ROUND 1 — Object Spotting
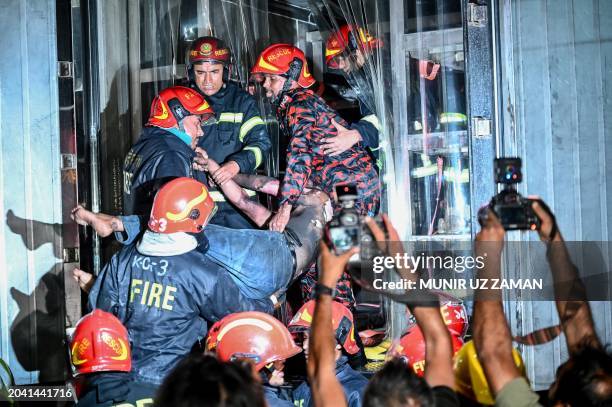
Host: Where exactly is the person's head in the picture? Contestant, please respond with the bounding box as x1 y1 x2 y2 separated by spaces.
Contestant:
454 340 526 405
251 44 315 103
288 299 359 361
548 343 612 407
148 177 216 234
325 24 382 74
187 36 231 96
363 358 433 407
147 86 214 146
154 353 266 407
206 311 301 385
69 309 131 376
390 326 463 378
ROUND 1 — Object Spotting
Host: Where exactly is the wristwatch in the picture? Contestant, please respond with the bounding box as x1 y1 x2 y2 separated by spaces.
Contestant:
314 283 335 298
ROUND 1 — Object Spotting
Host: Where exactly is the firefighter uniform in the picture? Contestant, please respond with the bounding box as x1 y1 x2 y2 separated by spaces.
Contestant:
88 233 274 387
122 126 206 217
76 373 156 407
197 81 271 229
292 356 368 407
277 87 380 216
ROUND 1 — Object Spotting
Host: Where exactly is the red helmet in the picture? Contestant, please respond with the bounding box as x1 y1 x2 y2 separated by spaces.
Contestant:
205 320 222 352
251 44 316 88
440 301 468 338
147 86 214 129
148 177 216 234
207 311 302 371
70 309 131 376
325 25 383 69
288 300 360 355
188 36 231 66
390 326 463 377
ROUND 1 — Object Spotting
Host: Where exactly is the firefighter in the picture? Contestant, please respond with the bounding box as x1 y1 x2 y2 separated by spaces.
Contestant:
69 309 155 406
251 43 380 311
251 43 380 231
323 24 384 158
122 86 214 217
187 36 271 228
206 311 301 407
288 300 369 407
87 178 275 391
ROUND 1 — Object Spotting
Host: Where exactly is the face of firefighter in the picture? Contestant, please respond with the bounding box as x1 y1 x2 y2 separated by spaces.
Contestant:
262 74 289 100
333 50 366 74
193 61 224 96
267 360 286 387
301 332 341 362
180 115 204 148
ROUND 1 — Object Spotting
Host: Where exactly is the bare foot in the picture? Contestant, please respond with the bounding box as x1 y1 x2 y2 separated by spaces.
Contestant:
72 268 95 293
71 206 119 237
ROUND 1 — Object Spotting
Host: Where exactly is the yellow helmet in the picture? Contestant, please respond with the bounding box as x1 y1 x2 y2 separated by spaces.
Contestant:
454 340 527 405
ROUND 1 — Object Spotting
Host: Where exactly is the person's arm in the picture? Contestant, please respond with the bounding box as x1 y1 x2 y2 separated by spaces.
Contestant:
365 216 454 389
307 242 357 407
472 210 523 395
195 147 271 227
531 201 601 352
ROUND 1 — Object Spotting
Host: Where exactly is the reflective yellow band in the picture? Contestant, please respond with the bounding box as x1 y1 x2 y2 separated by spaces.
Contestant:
243 146 263 169
411 165 470 183
239 116 265 142
440 112 468 124
218 112 244 123
209 188 257 202
361 114 382 131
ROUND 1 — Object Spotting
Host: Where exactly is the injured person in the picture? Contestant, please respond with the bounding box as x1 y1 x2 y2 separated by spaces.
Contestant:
72 151 331 302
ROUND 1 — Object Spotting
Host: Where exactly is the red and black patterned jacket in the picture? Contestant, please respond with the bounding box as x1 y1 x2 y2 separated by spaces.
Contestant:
276 88 380 216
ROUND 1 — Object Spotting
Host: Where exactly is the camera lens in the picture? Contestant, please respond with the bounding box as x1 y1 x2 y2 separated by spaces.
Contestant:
341 213 358 225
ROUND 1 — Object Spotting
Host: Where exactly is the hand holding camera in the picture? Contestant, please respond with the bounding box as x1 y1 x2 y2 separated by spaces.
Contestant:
480 157 540 231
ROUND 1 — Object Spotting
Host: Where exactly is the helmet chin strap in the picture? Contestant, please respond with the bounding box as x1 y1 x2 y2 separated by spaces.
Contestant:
272 58 303 105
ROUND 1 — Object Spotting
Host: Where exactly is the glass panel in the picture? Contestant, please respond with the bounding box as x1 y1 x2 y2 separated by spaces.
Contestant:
404 0 470 237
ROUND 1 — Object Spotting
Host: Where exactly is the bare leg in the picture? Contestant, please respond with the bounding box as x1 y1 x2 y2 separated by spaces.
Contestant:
286 190 331 280
206 159 272 227
71 205 124 237
233 174 280 196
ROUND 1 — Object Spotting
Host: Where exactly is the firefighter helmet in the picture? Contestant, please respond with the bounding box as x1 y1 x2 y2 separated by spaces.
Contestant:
440 301 469 338
454 340 527 405
187 36 232 83
251 44 316 89
207 311 302 371
390 326 463 377
147 86 214 129
325 24 383 69
148 177 216 234
288 300 360 355
70 309 131 376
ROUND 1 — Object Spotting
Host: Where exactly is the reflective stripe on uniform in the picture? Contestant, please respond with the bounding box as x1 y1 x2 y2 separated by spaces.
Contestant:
440 112 467 124
361 114 382 131
218 112 244 123
209 188 257 202
243 146 263 168
239 116 265 142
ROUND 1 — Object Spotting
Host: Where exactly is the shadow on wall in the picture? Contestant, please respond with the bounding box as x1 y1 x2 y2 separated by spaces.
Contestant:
5 210 68 383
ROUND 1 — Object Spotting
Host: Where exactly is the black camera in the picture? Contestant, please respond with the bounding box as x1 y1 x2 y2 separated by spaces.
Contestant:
325 185 381 260
482 157 540 230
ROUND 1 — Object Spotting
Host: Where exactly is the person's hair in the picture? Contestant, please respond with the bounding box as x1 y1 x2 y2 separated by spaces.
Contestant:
363 358 433 407
154 353 265 407
550 343 612 407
